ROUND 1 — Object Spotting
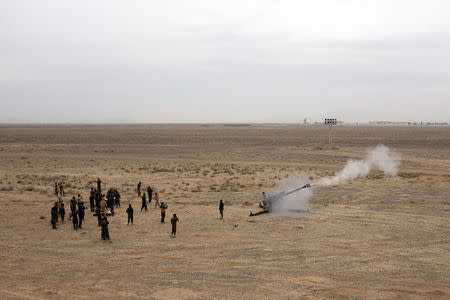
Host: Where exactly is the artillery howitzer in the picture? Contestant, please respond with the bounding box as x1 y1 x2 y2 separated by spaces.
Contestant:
249 183 312 216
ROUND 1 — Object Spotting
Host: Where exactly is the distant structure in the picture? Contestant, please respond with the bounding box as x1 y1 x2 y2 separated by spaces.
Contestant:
324 118 337 144
304 118 307 125
325 118 337 125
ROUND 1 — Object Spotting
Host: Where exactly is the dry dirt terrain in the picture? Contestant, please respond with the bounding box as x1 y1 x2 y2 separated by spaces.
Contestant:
0 124 449 300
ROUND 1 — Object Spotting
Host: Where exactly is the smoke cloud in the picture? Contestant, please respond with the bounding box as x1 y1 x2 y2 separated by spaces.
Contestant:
267 144 400 215
270 174 312 216
317 144 401 186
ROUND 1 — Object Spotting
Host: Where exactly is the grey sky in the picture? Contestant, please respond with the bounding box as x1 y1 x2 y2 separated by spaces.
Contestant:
1 0 450 123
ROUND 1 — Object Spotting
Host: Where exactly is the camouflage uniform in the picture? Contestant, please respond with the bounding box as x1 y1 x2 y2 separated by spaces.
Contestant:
170 214 179 237
100 216 110 240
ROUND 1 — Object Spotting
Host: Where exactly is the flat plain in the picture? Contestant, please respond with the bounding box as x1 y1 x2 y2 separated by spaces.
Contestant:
0 124 449 299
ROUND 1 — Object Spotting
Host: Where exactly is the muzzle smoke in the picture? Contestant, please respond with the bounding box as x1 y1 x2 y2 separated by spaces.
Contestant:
268 144 401 216
270 174 312 216
317 144 401 186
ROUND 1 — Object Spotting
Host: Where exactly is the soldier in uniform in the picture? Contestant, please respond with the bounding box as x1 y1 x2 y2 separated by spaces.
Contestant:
51 202 58 229
70 196 77 214
59 203 65 223
95 190 101 208
56 197 63 221
100 214 110 240
99 197 107 214
137 182 141 196
219 199 224 219
126 204 134 224
160 202 168 223
106 194 114 215
95 207 102 226
97 178 102 192
78 201 86 229
154 192 159 208
59 182 64 196
70 209 79 230
147 186 153 204
141 193 147 211
170 213 179 237
114 193 121 207
89 190 95 212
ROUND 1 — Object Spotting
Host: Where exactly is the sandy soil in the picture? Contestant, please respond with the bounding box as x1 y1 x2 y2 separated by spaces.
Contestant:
0 124 449 299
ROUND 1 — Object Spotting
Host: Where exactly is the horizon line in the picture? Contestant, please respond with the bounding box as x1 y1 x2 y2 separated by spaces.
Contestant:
0 121 448 126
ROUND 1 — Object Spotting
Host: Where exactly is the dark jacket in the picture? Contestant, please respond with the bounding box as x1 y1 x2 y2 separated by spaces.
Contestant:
78 203 85 217
126 206 134 216
70 199 77 213
51 206 58 220
71 212 78 223
171 216 179 226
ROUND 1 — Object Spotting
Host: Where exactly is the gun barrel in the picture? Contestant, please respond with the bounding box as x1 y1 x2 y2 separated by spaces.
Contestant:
252 183 312 216
284 183 312 196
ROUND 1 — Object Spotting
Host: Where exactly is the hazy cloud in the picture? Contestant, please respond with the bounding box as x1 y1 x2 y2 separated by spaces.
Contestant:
1 0 450 123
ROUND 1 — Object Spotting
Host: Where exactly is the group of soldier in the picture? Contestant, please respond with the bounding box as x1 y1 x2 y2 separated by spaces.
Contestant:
138 182 160 211
50 178 229 241
137 182 173 229
50 193 86 230
50 178 110 241
54 181 65 197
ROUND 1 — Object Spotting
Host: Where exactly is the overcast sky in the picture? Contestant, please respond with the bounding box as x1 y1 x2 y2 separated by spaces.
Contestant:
1 0 450 123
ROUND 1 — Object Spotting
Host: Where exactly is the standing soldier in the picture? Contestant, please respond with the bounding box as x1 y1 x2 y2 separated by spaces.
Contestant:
51 203 58 229
70 209 79 230
170 213 179 237
219 199 224 219
59 203 66 223
57 197 63 220
54 182 58 196
114 193 121 208
70 196 77 214
141 193 147 212
160 202 168 223
137 182 141 196
95 190 101 209
78 201 86 229
95 207 102 226
126 204 134 224
154 192 159 208
59 182 64 196
106 194 115 215
99 197 107 214
89 191 95 212
147 186 153 204
97 178 102 192
100 214 110 240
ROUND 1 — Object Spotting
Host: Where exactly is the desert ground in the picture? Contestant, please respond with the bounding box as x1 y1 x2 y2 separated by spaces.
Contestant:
0 124 449 300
